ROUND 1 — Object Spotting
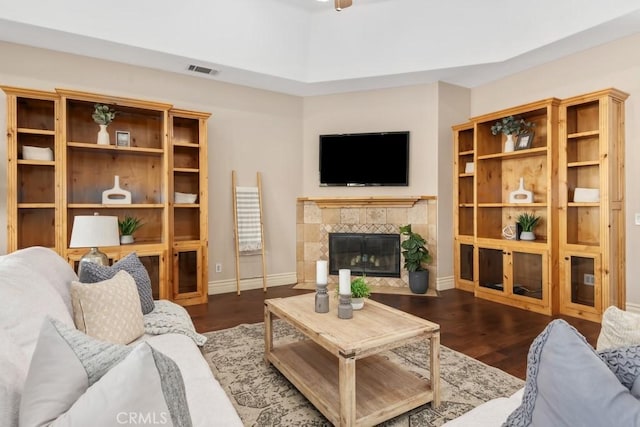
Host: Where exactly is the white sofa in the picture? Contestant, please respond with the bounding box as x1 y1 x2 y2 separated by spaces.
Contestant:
0 246 243 427
443 389 524 426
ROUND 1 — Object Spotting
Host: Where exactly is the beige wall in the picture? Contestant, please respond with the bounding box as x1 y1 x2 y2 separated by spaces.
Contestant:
4 30 639 303
0 41 303 287
302 84 440 197
470 32 640 307
301 83 467 286
436 83 471 286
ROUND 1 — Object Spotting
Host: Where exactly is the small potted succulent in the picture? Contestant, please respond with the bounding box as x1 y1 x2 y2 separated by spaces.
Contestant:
92 104 116 145
490 115 534 153
350 276 371 310
400 224 432 294
118 215 143 244
516 212 541 241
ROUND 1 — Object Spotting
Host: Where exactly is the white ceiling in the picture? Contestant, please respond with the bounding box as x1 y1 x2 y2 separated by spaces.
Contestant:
1 0 640 96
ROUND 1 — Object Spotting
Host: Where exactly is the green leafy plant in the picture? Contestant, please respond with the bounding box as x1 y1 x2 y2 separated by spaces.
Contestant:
92 103 116 125
350 276 371 298
118 216 143 236
516 212 541 232
400 224 432 272
490 115 535 136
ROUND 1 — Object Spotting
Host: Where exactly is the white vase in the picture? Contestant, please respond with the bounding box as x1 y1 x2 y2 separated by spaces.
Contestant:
120 235 134 244
97 124 110 145
351 297 364 310
504 134 515 153
520 231 535 241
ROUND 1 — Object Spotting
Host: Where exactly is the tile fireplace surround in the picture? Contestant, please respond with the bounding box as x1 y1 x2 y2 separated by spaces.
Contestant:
296 196 437 290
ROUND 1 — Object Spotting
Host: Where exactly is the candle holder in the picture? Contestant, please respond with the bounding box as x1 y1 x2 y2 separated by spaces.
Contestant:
338 293 353 319
315 282 329 313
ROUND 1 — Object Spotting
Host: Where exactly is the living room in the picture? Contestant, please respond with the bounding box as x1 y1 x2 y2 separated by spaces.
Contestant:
2 1 640 426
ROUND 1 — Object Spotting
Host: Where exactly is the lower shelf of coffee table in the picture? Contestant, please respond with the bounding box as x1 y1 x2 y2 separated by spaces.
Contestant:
268 339 433 426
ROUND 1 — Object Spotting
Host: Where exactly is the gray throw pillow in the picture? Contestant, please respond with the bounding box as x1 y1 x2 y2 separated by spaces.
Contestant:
598 345 640 396
79 252 155 314
503 319 640 427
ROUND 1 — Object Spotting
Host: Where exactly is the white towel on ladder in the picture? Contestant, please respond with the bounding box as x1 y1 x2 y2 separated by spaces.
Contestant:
236 186 262 252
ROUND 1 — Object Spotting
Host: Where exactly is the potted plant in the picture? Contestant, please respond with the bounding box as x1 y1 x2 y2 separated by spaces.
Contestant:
490 115 534 153
118 215 143 244
350 276 371 310
92 104 116 145
516 212 541 241
400 224 432 294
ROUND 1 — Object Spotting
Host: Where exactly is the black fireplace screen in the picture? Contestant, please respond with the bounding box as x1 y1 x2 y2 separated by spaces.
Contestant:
329 233 400 278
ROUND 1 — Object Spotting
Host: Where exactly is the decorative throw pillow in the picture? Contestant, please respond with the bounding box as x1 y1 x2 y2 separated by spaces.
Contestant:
71 270 145 344
503 319 640 427
79 252 155 314
598 345 640 397
597 306 640 350
20 317 192 427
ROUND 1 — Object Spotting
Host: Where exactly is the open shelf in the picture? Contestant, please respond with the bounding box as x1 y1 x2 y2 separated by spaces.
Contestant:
269 339 433 427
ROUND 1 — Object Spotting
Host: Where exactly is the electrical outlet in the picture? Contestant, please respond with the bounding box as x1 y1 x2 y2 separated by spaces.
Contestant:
584 274 595 286
215 263 222 273
635 213 640 225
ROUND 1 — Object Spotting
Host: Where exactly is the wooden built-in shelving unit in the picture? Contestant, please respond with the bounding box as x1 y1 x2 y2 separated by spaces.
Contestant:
452 88 627 320
2 86 211 306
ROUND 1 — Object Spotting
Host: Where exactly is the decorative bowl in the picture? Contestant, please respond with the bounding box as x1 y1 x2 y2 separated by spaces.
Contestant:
23 145 53 161
175 192 197 204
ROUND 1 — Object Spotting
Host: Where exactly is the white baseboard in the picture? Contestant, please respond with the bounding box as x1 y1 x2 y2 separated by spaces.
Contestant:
208 272 297 295
625 302 640 314
436 275 454 291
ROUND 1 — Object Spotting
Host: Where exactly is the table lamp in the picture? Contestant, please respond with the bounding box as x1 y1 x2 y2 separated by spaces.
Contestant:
69 213 120 277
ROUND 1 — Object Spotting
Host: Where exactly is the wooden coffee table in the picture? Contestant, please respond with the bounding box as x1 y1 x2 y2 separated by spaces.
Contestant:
264 293 440 427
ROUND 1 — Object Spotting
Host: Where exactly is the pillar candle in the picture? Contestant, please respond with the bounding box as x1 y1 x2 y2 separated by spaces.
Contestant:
316 260 328 284
338 269 351 295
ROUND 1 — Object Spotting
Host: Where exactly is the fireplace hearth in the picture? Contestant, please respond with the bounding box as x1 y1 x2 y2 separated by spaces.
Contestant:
329 233 400 278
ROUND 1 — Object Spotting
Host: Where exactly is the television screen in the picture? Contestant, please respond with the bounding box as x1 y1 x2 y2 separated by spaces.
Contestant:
319 131 409 186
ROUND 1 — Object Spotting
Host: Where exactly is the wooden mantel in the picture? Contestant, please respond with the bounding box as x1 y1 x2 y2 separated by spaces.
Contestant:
297 196 436 208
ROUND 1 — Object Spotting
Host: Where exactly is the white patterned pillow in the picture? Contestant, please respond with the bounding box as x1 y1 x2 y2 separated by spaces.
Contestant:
71 270 144 344
597 306 640 351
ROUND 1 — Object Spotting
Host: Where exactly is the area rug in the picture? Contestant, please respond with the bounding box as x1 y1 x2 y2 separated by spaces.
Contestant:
202 321 523 426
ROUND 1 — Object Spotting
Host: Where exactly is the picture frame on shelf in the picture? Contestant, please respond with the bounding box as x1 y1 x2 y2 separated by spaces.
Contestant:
464 162 474 174
515 132 534 150
115 131 131 147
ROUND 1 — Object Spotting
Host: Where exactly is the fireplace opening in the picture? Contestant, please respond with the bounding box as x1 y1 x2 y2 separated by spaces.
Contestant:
329 233 400 278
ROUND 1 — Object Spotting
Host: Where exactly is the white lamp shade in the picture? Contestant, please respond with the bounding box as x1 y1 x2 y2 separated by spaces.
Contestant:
69 215 120 248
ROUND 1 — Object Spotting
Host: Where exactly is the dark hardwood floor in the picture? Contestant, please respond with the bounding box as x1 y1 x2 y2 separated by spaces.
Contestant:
186 286 601 380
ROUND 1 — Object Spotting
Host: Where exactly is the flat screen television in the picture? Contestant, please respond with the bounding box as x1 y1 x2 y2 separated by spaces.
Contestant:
319 131 409 186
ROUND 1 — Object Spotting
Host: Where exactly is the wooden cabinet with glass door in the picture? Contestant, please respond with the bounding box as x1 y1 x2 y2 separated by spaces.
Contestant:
169 109 210 305
2 87 60 252
558 88 627 322
477 242 550 314
453 123 475 292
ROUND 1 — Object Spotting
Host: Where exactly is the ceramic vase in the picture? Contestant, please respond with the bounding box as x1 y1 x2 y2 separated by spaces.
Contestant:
97 124 110 145
504 134 515 153
120 235 134 244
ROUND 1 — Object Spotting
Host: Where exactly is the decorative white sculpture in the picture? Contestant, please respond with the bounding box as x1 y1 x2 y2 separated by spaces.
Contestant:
102 175 132 204
509 177 533 204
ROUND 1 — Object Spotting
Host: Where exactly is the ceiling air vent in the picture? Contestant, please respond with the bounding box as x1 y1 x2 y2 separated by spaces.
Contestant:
187 64 219 76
